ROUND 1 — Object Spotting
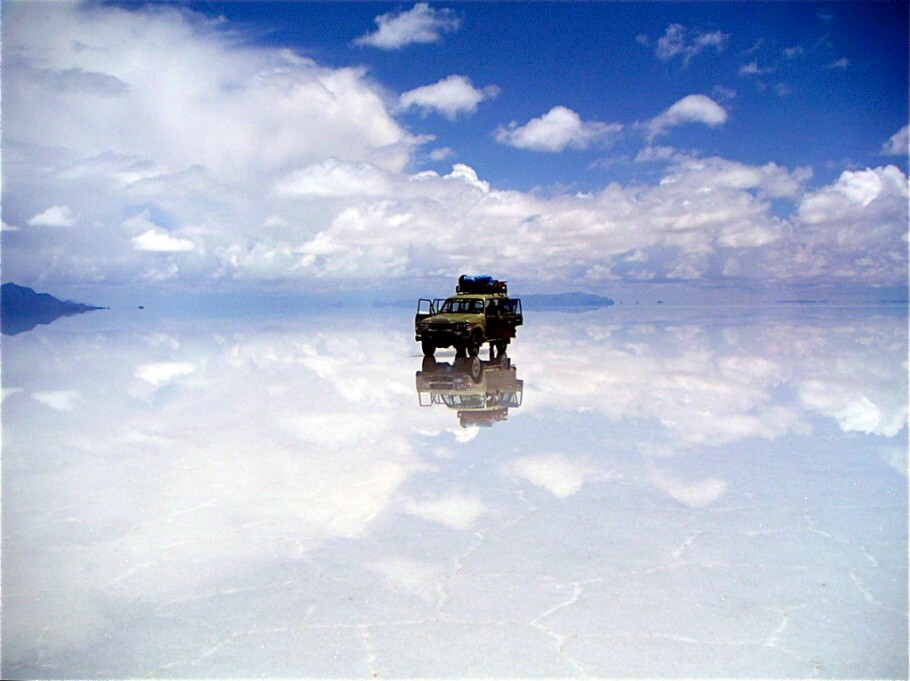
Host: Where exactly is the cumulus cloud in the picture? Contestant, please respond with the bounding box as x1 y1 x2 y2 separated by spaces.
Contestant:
798 166 908 224
135 362 198 386
355 3 460 50
649 468 728 508
2 2 906 293
2 2 418 285
27 205 77 228
647 95 727 140
275 159 396 198
881 125 909 156
495 106 622 152
404 491 486 529
283 155 814 282
799 382 907 437
126 210 196 252
752 165 910 284
504 454 603 498
400 75 500 120
369 558 444 602
33 390 81 411
4 3 415 184
132 229 195 253
429 147 456 161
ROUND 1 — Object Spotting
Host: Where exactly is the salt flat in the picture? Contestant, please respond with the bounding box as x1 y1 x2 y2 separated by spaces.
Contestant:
2 304 906 678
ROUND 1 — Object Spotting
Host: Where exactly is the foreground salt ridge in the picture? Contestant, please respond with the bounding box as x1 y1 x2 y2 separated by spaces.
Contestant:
1 307 906 678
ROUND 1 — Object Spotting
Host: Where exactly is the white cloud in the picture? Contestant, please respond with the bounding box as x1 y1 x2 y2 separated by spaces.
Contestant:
826 57 850 70
5 2 415 184
27 205 76 228
753 165 910 285
355 3 460 50
135 362 197 386
33 390 81 411
2 387 25 402
652 24 729 65
281 156 818 283
2 2 417 284
799 166 908 221
504 454 602 498
881 125 909 156
495 106 622 152
125 210 196 252
635 145 679 163
132 229 195 253
739 61 774 76
799 382 907 437
648 94 727 140
369 558 444 602
429 147 456 161
275 159 395 198
2 2 906 293
404 491 486 529
400 75 500 120
649 468 728 508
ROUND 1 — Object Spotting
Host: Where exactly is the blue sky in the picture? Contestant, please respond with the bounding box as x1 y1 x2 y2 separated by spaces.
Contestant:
2 1 908 300
219 1 907 189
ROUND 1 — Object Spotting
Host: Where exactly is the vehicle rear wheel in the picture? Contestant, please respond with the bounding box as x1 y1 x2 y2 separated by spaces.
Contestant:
421 340 436 357
466 331 482 357
493 339 509 357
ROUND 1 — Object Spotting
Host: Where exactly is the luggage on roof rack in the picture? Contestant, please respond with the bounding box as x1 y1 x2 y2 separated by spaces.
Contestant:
457 274 507 294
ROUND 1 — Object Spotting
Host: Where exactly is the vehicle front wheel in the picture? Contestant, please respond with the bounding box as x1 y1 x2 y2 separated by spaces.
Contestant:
468 356 482 382
421 340 436 357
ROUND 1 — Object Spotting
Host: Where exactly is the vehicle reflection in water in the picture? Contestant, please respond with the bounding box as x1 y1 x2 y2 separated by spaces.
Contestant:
416 354 523 428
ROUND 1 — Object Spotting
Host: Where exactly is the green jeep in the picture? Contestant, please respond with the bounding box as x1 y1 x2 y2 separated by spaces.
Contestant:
415 275 523 357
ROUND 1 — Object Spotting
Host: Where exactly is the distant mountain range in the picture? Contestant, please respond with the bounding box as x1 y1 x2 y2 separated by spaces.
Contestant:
1 283 106 335
521 292 615 308
374 291 615 310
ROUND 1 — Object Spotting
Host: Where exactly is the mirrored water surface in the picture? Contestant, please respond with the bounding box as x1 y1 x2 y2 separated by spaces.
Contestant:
2 304 907 678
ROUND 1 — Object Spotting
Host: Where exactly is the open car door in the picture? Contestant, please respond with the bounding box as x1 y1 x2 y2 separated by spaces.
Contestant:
501 298 523 328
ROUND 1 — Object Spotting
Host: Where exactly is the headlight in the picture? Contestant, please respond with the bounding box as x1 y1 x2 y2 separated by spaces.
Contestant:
456 322 470 332
417 323 428 332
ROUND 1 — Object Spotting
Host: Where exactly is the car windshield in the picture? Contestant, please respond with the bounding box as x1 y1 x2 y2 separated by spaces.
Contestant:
440 298 483 314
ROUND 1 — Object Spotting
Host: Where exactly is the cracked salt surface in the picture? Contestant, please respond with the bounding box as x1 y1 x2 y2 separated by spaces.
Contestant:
2 305 907 678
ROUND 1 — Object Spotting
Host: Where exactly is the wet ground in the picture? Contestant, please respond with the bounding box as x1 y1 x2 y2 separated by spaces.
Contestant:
2 304 907 678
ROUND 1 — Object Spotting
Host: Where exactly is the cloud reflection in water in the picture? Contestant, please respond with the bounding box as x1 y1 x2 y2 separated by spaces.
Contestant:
2 306 906 678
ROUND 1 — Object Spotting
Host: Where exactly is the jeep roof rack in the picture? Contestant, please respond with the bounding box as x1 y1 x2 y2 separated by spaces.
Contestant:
456 274 508 295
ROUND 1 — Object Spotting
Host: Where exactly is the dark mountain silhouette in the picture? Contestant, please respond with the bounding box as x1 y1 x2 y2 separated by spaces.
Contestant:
375 291 616 310
1 283 106 335
521 292 615 309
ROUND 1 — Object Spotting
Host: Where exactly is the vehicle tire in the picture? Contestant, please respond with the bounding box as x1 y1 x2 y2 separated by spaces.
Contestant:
468 356 482 383
467 331 482 357
421 340 436 357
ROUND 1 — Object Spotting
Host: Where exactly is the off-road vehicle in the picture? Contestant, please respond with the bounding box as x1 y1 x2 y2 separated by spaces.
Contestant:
415 275 522 357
